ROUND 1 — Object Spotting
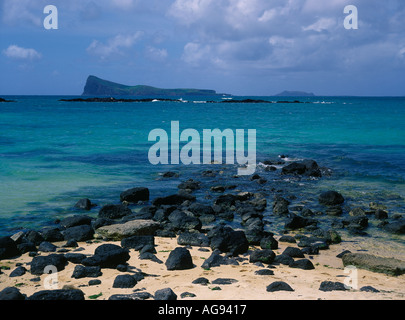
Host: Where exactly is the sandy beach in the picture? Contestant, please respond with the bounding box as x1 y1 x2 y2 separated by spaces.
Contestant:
1 234 404 301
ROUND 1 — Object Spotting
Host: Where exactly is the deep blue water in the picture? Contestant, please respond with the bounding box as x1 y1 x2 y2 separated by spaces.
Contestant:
0 95 404 243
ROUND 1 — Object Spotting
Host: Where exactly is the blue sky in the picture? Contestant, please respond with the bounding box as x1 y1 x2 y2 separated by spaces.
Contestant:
1 0 405 96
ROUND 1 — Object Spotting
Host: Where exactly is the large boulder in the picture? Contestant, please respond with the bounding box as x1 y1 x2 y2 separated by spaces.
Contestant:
99 204 132 219
120 187 150 203
249 249 275 264
177 232 210 247
168 210 202 232
82 244 130 269
0 236 20 260
342 253 405 276
30 254 68 275
96 219 159 241
0 287 26 300
165 247 194 271
121 235 155 250
208 225 249 256
63 224 94 242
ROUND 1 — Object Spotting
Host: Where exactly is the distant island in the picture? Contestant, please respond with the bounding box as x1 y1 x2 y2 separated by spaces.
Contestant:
275 91 315 97
82 76 227 97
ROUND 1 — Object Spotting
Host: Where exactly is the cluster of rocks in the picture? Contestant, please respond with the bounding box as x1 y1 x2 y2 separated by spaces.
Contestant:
0 157 404 300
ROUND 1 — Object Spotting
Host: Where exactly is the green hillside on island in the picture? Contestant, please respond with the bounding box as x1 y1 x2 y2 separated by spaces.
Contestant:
82 76 223 97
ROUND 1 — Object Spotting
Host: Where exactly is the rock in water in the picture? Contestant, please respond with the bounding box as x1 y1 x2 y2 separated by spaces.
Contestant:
318 191 345 206
99 204 132 219
74 198 93 211
282 160 321 177
63 225 94 242
120 187 150 203
165 247 194 270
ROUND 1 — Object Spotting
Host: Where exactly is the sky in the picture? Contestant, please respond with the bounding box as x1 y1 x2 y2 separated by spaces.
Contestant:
1 0 405 96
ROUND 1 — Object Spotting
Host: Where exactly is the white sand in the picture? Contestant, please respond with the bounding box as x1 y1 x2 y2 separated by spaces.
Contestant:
1 235 404 300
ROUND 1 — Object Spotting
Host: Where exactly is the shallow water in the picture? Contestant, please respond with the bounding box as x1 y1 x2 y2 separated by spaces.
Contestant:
0 96 404 248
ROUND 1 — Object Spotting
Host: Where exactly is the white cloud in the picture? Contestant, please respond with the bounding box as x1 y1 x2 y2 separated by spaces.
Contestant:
303 18 337 32
1 0 43 26
3 45 42 60
145 46 168 62
182 42 212 66
111 0 136 9
87 32 143 59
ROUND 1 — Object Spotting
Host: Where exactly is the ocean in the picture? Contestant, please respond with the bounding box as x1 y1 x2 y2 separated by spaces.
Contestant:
0 95 404 255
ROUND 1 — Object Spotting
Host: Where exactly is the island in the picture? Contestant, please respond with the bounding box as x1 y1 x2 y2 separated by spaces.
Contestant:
82 75 226 97
274 91 315 97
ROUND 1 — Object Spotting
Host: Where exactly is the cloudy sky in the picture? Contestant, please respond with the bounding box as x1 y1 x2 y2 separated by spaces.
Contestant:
1 0 405 96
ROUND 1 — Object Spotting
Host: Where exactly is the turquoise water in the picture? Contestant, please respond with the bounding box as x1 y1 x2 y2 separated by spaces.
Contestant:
0 96 404 238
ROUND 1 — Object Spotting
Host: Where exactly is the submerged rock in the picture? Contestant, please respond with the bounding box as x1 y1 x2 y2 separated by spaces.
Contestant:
74 198 94 211
272 196 290 215
318 191 345 206
383 219 405 234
